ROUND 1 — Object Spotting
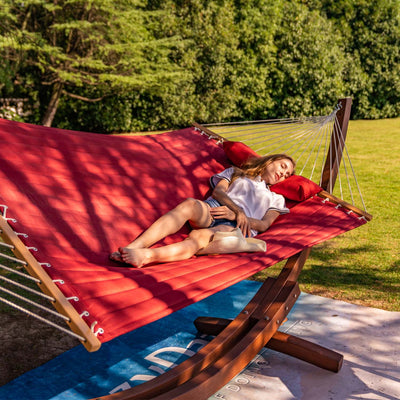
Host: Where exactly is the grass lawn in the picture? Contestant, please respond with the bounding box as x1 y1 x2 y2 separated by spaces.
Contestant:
252 118 400 311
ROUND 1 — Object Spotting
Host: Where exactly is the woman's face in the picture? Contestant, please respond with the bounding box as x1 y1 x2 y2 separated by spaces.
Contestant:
261 158 294 185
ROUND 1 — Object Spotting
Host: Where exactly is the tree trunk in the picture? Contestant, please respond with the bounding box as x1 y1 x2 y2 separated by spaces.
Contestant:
42 82 63 127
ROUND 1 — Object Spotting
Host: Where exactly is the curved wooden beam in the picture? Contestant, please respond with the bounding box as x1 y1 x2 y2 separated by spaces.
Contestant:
92 249 311 400
195 317 343 373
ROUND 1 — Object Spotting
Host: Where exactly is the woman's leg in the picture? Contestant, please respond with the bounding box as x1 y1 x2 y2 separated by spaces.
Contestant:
129 198 212 248
119 227 216 267
110 198 213 262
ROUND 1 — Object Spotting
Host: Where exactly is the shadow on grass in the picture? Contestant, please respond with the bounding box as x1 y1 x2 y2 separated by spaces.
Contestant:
300 242 400 297
387 258 400 271
310 240 374 258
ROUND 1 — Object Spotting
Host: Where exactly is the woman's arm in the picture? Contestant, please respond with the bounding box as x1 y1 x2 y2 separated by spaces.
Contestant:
247 209 280 234
211 179 281 236
211 179 252 237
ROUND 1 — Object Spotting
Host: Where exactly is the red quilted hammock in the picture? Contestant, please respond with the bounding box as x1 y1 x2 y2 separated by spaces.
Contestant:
0 119 366 343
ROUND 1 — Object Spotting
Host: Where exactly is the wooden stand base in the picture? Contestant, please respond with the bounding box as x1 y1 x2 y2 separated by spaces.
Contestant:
93 249 342 400
194 316 343 373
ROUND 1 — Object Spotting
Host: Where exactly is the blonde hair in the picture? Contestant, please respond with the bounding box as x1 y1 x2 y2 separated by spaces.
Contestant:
231 154 296 183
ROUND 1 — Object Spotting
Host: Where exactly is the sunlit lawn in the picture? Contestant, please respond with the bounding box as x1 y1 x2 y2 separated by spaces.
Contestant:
253 118 400 311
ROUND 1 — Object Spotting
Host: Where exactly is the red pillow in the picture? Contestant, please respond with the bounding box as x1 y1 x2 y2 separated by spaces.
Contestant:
223 141 259 166
222 140 321 202
270 175 322 202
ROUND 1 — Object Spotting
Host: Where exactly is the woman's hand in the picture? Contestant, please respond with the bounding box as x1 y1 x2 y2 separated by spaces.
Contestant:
235 209 252 238
211 179 251 236
209 206 236 220
210 206 252 237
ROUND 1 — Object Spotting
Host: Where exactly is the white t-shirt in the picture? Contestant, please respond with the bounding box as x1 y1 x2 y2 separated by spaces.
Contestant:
209 167 289 236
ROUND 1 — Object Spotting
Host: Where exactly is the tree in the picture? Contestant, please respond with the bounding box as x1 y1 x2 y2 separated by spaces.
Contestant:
123 0 285 128
303 0 400 118
347 0 400 118
232 0 284 119
270 1 348 117
0 0 183 126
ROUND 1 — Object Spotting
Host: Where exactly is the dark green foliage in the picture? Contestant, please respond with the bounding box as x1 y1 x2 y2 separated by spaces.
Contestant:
0 0 183 127
0 0 399 132
270 1 348 117
304 0 400 119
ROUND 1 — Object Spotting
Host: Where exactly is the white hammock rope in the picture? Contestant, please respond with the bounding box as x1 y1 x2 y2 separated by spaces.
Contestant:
1 186 104 351
0 247 89 340
0 273 54 302
0 219 90 342
203 104 368 214
0 296 85 341
0 284 69 321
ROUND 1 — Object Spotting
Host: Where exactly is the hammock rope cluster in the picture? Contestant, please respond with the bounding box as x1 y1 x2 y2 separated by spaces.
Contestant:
201 101 368 214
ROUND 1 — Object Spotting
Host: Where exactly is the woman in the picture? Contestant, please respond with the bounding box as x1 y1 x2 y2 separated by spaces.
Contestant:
111 154 295 267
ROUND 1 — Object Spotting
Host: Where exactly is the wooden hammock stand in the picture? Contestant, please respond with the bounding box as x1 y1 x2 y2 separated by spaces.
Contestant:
0 98 372 399
88 98 369 400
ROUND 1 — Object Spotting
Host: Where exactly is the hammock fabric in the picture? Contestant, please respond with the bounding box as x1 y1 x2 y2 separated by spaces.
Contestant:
0 118 365 344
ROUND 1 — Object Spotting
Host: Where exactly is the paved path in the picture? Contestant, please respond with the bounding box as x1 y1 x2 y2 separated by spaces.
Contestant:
213 293 400 400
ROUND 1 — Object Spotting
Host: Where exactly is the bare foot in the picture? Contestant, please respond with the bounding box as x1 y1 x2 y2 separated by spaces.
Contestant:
109 251 124 263
119 247 152 268
110 239 147 265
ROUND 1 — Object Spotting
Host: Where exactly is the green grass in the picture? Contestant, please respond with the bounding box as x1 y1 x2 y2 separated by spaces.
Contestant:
253 118 400 311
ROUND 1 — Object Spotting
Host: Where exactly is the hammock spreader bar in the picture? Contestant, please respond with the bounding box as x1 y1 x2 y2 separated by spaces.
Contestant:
0 215 102 351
